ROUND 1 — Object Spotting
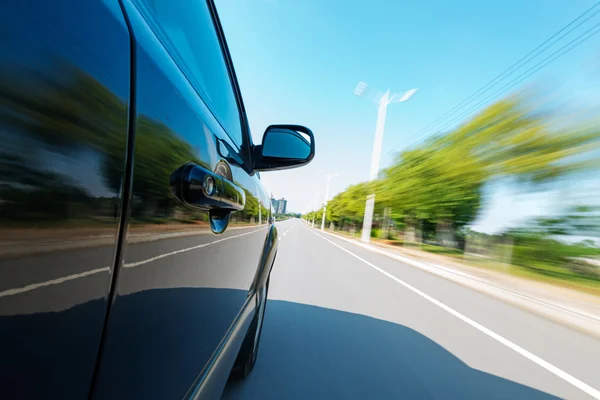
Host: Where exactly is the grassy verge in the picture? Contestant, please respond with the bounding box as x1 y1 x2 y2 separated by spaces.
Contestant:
461 256 600 297
331 229 600 297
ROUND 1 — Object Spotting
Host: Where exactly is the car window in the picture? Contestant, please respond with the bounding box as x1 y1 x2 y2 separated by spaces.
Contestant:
136 0 243 146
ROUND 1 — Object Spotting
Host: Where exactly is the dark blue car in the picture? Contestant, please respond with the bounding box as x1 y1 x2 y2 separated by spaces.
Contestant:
0 0 314 398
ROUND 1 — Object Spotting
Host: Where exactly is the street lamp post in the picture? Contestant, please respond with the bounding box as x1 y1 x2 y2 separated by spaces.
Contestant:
320 172 339 231
311 192 320 228
354 82 417 243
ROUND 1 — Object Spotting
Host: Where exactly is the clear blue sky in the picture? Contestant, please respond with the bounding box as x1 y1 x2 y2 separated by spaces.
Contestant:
216 0 600 231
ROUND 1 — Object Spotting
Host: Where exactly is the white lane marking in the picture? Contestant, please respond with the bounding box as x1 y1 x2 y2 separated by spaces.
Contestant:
124 227 265 268
277 221 296 241
283 223 296 236
306 227 600 399
318 229 600 325
0 266 110 298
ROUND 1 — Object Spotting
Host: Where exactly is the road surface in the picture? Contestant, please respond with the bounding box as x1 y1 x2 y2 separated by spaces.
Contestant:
3 218 600 399
224 219 600 399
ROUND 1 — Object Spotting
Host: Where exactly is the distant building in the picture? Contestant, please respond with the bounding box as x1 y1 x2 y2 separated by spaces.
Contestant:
277 198 287 214
270 197 287 215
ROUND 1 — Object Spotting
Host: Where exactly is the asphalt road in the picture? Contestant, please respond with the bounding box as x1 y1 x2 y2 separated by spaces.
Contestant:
3 218 600 398
224 219 600 400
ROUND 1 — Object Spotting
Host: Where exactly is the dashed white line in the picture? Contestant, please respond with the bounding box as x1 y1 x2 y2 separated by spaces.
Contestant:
278 222 296 241
283 223 295 236
0 266 110 298
306 227 600 400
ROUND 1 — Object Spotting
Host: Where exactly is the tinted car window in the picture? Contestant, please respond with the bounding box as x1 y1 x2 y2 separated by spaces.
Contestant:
137 0 243 145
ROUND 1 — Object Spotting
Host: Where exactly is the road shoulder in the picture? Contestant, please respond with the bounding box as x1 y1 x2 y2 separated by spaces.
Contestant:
310 224 600 339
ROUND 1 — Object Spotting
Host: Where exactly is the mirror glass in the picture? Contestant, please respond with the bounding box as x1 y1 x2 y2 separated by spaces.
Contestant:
262 128 312 160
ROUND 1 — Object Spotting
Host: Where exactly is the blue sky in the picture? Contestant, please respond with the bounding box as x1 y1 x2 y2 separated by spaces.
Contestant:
216 0 600 232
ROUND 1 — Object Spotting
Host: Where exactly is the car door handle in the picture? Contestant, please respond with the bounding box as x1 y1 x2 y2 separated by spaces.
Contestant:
170 163 245 212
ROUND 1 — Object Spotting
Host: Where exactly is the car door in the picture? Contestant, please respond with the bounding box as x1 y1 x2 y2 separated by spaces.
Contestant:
90 0 272 398
0 0 130 398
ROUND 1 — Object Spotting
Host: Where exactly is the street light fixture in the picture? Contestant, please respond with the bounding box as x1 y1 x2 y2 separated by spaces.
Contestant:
320 172 340 231
354 82 417 243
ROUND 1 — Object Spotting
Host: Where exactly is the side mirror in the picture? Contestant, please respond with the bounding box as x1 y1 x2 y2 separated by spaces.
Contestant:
253 125 315 171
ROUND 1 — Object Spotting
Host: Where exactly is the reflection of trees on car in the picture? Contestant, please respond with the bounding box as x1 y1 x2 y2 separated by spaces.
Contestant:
113 117 197 220
0 154 94 223
231 189 258 224
0 61 206 225
231 189 269 225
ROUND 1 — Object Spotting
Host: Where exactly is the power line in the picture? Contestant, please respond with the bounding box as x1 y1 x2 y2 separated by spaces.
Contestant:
413 3 600 138
418 22 600 139
390 1 600 155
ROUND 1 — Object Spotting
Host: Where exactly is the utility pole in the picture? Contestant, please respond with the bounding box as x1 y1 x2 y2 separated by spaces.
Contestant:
320 172 340 231
311 192 320 228
354 82 417 243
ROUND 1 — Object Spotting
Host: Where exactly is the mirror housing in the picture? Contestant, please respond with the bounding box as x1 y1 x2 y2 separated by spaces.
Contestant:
253 125 315 171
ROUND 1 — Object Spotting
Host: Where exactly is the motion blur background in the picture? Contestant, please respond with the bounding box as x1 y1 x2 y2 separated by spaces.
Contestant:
2 0 600 398
216 0 600 295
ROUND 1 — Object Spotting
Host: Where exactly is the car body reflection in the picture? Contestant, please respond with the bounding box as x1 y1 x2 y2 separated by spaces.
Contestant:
1 0 274 398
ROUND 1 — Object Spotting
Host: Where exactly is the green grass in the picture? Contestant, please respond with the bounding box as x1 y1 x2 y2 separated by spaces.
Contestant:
405 242 464 256
333 228 600 297
461 255 600 296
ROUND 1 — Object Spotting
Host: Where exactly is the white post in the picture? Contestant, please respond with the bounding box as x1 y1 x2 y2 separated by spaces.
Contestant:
354 83 417 244
311 192 319 228
320 173 338 231
360 194 376 242
361 91 390 242
369 91 389 181
258 194 262 225
320 174 331 231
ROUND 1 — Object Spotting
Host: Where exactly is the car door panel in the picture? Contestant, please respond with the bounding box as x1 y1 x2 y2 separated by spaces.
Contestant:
0 0 130 398
91 1 271 398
